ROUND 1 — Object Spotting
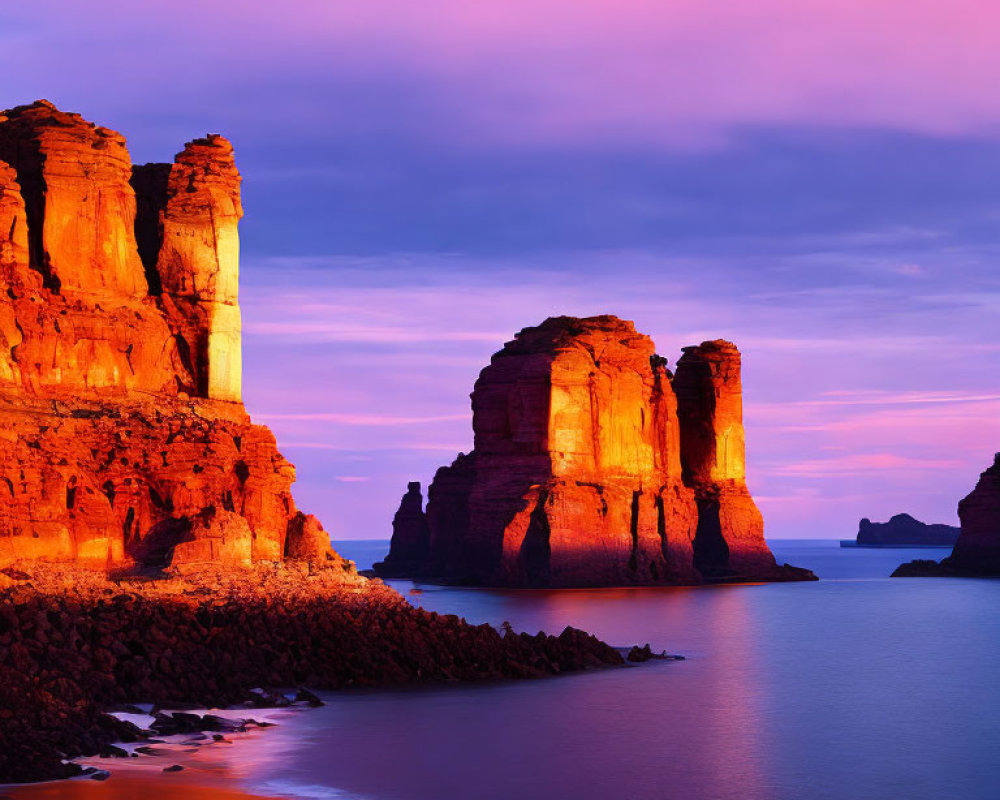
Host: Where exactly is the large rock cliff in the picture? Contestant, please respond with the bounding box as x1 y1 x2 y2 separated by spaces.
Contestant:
375 316 813 587
894 454 1000 576
0 100 338 568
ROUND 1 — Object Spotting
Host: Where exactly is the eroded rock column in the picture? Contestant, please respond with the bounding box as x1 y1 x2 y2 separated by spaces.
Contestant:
674 340 776 578
134 135 243 402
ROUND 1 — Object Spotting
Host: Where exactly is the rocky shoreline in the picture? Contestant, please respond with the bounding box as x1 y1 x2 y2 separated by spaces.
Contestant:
0 563 623 784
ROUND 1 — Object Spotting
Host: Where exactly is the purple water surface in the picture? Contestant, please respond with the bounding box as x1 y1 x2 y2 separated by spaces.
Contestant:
234 539 999 800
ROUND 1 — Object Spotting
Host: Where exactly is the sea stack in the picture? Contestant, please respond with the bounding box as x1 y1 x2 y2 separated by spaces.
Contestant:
375 315 814 587
673 340 778 578
894 454 1000 576
0 100 339 568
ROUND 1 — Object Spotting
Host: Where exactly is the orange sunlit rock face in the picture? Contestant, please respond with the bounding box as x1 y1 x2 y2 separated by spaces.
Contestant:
674 340 778 578
0 100 338 569
376 315 813 587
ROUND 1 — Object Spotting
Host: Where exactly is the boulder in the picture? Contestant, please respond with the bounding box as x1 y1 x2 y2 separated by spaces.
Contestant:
285 512 341 562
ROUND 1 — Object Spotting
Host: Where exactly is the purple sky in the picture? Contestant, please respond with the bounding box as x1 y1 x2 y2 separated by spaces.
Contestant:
4 1 1000 540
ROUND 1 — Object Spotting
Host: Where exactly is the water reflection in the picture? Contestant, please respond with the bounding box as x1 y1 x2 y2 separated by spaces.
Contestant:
7 542 1000 800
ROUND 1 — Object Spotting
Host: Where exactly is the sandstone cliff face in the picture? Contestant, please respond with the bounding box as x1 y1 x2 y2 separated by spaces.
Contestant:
895 454 1000 576
376 316 812 587
0 100 339 569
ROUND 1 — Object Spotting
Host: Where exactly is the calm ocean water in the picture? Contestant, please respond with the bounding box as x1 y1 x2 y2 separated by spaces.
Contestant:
11 540 1000 800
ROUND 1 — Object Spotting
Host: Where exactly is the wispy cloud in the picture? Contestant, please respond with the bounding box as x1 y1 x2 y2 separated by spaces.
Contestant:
245 321 507 344
259 413 469 426
767 453 965 478
10 1 1000 150
758 390 1000 409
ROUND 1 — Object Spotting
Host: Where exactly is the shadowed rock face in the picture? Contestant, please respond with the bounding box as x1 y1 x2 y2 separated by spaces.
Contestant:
376 315 814 587
377 482 431 575
0 100 338 569
895 454 1000 576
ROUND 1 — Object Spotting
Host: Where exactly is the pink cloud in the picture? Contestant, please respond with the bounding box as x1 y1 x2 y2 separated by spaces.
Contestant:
258 413 469 426
894 263 928 277
9 1 1000 149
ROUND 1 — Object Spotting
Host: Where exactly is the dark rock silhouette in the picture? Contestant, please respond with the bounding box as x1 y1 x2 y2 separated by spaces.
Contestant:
848 513 960 547
375 482 431 576
894 454 1000 576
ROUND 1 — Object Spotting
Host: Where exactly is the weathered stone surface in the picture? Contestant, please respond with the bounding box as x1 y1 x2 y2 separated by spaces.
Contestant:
894 454 1000 576
0 100 147 297
0 159 29 282
0 101 333 569
133 134 243 402
853 513 960 547
168 508 254 566
285 512 340 561
376 316 813 587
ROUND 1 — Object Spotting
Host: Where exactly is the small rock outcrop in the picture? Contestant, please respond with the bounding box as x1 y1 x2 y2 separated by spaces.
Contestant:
0 101 339 569
849 513 960 547
894 454 1000 576
375 316 814 587
376 482 431 576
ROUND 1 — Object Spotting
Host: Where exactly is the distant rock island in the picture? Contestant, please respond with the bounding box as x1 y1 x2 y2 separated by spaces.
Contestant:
374 315 815 587
894 454 1000 577
842 513 960 548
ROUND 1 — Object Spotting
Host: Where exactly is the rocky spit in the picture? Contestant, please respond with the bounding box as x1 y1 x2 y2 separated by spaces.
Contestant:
0 562 623 784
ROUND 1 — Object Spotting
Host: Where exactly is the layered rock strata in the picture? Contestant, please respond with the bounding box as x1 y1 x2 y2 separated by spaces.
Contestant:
894 454 1000 576
0 100 334 568
375 316 813 587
